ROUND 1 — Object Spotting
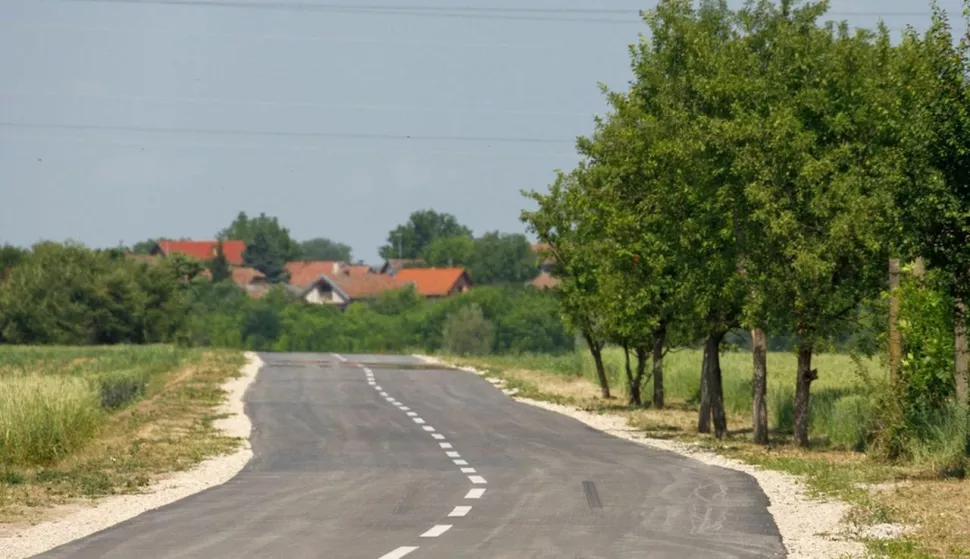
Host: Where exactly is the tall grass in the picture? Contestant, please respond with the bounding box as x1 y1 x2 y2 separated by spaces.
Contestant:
0 376 102 465
0 345 197 466
472 346 886 444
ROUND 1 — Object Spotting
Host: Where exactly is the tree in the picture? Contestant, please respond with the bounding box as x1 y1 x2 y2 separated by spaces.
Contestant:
523 168 614 399
0 244 27 280
442 304 495 356
423 235 475 268
130 239 161 254
208 242 232 283
298 237 353 262
893 3 970 411
379 209 472 260
467 232 539 285
219 212 302 261
243 231 290 284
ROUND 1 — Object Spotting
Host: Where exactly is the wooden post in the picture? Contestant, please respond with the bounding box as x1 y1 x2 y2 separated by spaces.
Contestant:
889 258 901 383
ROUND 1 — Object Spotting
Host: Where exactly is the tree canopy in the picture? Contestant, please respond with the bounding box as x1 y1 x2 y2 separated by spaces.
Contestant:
379 209 472 260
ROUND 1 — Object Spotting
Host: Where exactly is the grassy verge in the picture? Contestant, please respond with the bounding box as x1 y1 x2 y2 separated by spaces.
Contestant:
445 348 969 559
0 345 245 525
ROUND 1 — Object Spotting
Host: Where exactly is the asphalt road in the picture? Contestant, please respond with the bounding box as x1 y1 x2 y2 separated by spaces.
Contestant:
38 353 786 559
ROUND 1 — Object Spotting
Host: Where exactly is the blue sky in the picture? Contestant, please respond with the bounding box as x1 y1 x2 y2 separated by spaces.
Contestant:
0 0 964 264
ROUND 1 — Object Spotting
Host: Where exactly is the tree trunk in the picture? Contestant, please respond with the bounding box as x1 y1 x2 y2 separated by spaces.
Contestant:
698 331 727 438
634 346 649 407
698 339 711 434
889 258 901 383
709 333 727 440
752 328 769 445
793 343 818 448
652 326 665 409
584 332 611 399
622 343 641 406
955 299 969 408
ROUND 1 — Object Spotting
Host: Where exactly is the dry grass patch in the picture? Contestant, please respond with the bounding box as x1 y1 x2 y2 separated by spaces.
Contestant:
0 347 244 525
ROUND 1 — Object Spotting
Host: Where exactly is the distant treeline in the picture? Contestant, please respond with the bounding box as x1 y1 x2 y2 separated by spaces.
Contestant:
0 242 573 355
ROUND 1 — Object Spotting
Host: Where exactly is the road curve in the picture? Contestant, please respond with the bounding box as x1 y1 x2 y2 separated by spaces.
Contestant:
37 353 786 559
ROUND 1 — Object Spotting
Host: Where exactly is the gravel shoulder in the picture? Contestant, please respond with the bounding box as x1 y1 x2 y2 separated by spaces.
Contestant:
416 354 865 559
0 351 263 559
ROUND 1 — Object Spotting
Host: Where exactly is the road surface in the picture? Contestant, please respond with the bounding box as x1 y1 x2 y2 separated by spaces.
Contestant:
39 353 786 558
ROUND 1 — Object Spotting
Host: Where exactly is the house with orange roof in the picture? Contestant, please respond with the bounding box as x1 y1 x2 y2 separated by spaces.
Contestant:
299 268 409 308
393 267 472 298
151 240 247 266
529 242 561 289
286 261 373 289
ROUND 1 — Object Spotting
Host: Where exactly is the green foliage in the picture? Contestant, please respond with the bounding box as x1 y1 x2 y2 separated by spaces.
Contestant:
379 209 472 260
207 242 232 283
0 242 188 345
442 304 495 356
219 211 302 261
423 235 475 268
0 244 27 280
298 237 353 262
423 232 538 285
243 231 290 284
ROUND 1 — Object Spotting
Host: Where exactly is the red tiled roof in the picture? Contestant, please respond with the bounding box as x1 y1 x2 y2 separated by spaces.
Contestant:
286 261 341 288
321 273 409 300
156 240 246 266
232 267 265 286
393 267 469 297
530 270 561 290
288 261 376 290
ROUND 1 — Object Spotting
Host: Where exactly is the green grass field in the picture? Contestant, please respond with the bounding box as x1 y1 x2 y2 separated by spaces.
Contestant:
0 345 244 523
465 346 886 447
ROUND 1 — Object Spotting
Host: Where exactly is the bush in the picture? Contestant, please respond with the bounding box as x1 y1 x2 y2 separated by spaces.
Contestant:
0 375 102 466
442 304 495 356
826 395 872 451
95 370 150 409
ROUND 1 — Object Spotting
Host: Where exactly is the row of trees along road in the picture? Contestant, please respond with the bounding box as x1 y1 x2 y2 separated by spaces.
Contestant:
522 0 970 447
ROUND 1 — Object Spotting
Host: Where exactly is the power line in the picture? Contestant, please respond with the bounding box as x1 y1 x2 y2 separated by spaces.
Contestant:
0 91 595 117
0 121 577 143
48 0 955 19
49 0 642 23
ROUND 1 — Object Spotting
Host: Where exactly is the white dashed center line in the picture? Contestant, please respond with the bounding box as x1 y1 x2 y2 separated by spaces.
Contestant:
420 525 453 538
448 506 472 517
378 546 419 559
354 360 488 557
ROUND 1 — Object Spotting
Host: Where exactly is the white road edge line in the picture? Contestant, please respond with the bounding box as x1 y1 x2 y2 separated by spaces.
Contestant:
420 525 452 538
332 353 348 362
378 546 419 559
468 475 487 484
448 506 472 517
465 488 486 499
